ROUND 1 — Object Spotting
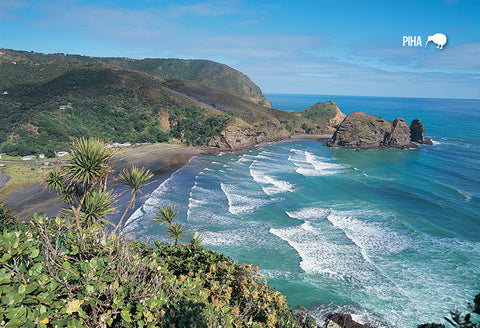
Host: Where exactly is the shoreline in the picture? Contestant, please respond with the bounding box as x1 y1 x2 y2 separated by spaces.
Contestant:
4 143 218 220
4 135 332 220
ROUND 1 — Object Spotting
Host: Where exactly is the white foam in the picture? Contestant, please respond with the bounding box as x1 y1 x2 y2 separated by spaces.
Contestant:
269 223 377 281
286 207 331 221
326 211 412 256
249 161 295 195
220 183 268 215
202 230 246 246
455 188 472 201
288 150 347 176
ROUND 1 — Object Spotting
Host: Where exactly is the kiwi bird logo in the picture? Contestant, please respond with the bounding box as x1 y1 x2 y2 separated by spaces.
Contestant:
425 33 447 49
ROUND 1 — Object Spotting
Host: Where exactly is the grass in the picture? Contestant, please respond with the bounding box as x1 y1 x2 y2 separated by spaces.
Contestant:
0 163 52 200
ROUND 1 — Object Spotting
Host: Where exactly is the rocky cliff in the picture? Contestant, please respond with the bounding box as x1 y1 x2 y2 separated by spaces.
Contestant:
207 118 290 150
325 112 429 149
208 101 346 151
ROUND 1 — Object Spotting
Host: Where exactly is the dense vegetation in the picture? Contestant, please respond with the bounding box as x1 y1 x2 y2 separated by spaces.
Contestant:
0 56 229 155
0 214 310 327
0 49 339 157
0 49 271 107
298 101 339 126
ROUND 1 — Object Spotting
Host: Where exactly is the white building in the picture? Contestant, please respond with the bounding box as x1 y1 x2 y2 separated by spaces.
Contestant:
56 151 69 157
21 155 35 161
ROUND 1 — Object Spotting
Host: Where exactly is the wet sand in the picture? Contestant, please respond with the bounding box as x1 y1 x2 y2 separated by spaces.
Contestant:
4 143 219 220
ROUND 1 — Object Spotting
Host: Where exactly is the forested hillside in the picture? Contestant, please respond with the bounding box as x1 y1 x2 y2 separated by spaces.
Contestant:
0 49 342 155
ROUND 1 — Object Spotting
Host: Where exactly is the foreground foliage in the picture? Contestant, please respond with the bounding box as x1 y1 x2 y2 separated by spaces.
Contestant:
0 215 306 327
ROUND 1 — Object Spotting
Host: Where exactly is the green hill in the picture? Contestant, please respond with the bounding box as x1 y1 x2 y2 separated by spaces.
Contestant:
0 49 342 155
0 49 271 107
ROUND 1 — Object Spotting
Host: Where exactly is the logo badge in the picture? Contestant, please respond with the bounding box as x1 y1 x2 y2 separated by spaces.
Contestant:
425 33 447 49
402 33 447 50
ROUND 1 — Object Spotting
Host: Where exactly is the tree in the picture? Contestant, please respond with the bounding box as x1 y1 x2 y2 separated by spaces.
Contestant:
190 230 204 247
114 166 153 233
167 222 185 246
46 137 114 229
153 205 186 245
153 205 178 227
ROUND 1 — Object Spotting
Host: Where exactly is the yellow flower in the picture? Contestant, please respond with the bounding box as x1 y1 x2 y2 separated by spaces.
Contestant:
66 299 84 314
209 263 216 273
267 313 277 328
179 274 187 282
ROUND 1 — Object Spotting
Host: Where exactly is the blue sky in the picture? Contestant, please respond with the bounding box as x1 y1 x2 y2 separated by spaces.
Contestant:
1 0 479 99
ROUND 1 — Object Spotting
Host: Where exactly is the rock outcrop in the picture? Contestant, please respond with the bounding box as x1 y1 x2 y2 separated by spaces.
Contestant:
207 119 290 150
324 313 369 328
410 119 433 145
384 118 412 148
325 112 430 149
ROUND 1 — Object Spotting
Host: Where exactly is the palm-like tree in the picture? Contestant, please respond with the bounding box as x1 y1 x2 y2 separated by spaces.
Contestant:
190 230 204 247
167 222 185 246
46 137 114 229
80 190 117 228
114 167 153 233
153 205 178 227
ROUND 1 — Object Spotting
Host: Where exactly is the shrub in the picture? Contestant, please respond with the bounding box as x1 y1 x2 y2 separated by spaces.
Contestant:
0 215 308 327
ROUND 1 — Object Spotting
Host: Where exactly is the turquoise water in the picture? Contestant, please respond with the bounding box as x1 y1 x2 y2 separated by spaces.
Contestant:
125 95 480 327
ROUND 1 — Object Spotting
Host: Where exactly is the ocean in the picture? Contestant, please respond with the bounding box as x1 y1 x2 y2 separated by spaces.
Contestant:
125 94 480 327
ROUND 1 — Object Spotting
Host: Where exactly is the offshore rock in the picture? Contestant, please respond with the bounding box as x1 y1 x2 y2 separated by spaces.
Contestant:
324 313 369 328
326 112 422 149
410 119 433 145
385 118 416 149
294 306 318 328
325 111 393 149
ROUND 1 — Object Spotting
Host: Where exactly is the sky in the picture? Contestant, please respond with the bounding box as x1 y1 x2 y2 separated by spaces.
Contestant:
1 0 479 99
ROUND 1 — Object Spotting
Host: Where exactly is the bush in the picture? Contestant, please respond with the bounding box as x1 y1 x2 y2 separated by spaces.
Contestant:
0 215 308 327
0 202 17 232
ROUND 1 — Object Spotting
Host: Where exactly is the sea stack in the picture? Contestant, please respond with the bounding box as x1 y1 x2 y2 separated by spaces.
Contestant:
410 119 433 145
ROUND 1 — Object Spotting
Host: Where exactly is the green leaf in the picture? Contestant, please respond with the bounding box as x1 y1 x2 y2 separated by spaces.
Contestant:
0 268 12 284
121 310 132 323
7 305 26 320
30 247 40 259
1 252 12 262
4 318 26 328
86 284 95 294
113 280 119 290
25 282 39 294
18 284 26 294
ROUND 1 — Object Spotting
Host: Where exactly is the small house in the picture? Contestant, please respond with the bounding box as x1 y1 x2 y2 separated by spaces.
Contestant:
39 154 46 159
21 155 35 161
56 151 69 157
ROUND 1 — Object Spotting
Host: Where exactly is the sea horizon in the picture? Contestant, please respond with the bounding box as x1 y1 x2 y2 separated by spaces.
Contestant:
264 92 480 102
